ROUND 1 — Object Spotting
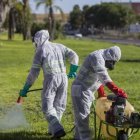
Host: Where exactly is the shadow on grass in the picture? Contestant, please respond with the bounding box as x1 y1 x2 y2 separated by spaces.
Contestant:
0 131 74 140
121 59 140 63
0 131 49 140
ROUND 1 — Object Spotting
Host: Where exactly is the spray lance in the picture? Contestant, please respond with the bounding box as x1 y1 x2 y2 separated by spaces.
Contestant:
16 88 77 134
16 88 43 104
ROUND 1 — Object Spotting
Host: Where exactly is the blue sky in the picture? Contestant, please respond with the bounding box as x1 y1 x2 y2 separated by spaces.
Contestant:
29 0 140 14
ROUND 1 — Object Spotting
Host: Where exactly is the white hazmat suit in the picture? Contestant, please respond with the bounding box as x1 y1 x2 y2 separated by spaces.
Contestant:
71 46 127 140
23 30 79 137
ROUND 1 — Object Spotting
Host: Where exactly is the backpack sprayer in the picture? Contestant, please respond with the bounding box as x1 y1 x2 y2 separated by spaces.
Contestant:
105 94 140 128
94 95 140 140
16 88 75 136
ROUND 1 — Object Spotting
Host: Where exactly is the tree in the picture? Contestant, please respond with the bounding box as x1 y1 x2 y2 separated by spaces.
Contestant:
0 0 18 40
69 5 82 30
85 3 135 29
7 0 17 40
135 15 140 23
80 5 90 35
8 6 16 40
36 0 63 40
8 0 32 40
14 2 23 33
0 0 10 29
22 0 32 40
82 5 90 28
0 0 32 40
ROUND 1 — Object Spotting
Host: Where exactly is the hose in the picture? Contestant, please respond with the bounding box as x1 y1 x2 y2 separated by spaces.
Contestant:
17 88 43 104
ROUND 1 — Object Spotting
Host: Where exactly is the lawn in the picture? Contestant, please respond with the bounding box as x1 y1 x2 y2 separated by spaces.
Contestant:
0 33 140 140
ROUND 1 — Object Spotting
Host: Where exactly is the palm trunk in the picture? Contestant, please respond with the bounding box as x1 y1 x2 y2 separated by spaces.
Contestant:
22 0 31 40
8 7 15 40
0 1 10 30
49 6 55 40
22 1 26 40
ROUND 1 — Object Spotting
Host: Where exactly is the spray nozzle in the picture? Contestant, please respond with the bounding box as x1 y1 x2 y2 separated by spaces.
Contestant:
16 96 24 104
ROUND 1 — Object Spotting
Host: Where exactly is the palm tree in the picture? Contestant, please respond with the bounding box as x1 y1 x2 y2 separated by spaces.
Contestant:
0 0 32 40
22 0 32 40
0 0 10 29
7 0 17 40
0 0 19 39
8 6 16 40
8 0 23 40
36 0 63 40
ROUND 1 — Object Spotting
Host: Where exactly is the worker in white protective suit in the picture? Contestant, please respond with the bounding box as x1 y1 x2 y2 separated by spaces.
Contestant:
18 30 79 138
71 46 128 140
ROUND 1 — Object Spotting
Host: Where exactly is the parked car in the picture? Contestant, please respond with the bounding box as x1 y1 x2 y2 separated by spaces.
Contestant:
75 33 83 38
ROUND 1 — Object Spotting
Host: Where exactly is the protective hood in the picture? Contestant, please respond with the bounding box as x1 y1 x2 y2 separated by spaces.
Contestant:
103 46 121 62
34 30 49 48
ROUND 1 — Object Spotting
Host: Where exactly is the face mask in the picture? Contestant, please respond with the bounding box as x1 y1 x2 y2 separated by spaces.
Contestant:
105 60 116 70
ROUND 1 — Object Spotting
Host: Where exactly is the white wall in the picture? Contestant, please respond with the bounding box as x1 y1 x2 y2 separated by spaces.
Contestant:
129 23 140 33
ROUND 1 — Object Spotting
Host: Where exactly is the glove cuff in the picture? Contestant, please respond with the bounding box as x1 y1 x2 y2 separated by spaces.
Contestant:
106 82 127 98
23 82 31 92
70 64 79 72
97 85 107 98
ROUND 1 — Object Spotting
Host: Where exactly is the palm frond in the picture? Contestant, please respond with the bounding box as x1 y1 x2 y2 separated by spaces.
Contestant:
36 1 45 9
35 0 51 9
53 5 64 18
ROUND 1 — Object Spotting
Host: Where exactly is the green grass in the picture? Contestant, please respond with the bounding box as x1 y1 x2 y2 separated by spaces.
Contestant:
0 34 140 140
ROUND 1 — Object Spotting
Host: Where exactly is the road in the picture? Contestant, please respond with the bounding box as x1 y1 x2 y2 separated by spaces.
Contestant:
66 35 140 46
93 38 140 46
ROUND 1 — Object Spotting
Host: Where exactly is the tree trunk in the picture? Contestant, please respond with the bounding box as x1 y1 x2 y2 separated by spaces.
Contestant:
8 7 15 40
22 0 31 40
0 1 3 28
0 1 10 30
49 6 55 41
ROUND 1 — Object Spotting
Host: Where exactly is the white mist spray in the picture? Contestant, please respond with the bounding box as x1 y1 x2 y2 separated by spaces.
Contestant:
0 104 29 130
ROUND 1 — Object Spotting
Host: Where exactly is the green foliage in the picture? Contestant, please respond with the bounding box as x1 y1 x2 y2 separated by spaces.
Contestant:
30 21 62 39
136 15 140 23
81 5 90 25
1 0 32 40
22 1 32 40
85 3 136 29
35 0 64 40
14 2 24 33
0 34 140 139
69 5 83 30
31 23 47 37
